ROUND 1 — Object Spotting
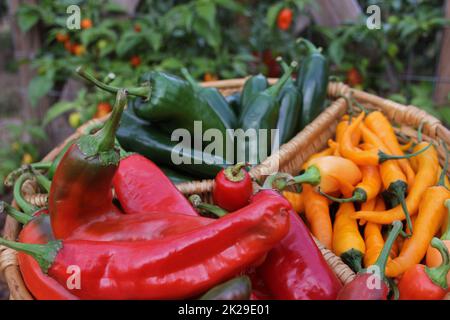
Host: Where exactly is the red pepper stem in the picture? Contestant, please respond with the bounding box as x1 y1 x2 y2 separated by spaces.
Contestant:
438 140 448 188
373 220 402 279
76 67 148 99
0 237 61 274
181 68 201 90
442 200 450 240
319 188 367 203
96 89 128 152
379 142 432 163
266 61 297 98
0 201 32 225
425 238 450 290
189 195 228 218
13 173 38 215
224 162 248 182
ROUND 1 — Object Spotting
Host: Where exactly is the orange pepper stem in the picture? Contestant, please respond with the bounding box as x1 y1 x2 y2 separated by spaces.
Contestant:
319 187 367 203
417 120 425 143
378 142 432 163
372 221 403 279
262 166 321 191
0 201 32 225
350 96 370 114
424 238 450 290
437 141 449 188
341 249 363 273
291 166 321 185
388 180 413 236
0 237 62 274
189 195 228 218
442 200 450 240
76 67 149 99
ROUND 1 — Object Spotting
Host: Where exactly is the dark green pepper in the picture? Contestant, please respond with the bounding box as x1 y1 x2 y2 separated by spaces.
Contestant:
199 276 251 300
76 67 233 142
224 91 241 116
238 63 296 164
295 39 329 130
239 73 269 115
160 166 195 185
274 59 302 146
181 68 238 129
116 103 226 178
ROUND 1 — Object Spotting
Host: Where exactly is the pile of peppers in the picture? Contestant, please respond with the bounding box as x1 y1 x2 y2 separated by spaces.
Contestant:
1 86 343 300
73 38 329 183
274 101 450 300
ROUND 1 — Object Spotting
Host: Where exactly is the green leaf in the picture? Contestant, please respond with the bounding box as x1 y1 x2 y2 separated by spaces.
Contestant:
42 101 76 126
81 28 117 48
17 6 40 32
104 2 127 13
116 31 143 57
196 1 216 28
159 57 185 71
26 125 47 140
266 3 284 29
438 107 450 125
28 75 53 107
214 0 247 13
144 31 163 52
328 40 344 65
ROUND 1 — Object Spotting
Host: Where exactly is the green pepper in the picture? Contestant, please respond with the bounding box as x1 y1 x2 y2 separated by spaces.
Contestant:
295 39 329 130
225 91 241 116
181 68 238 129
239 73 269 115
76 67 233 141
274 59 302 146
160 166 195 185
199 276 251 300
116 103 226 178
238 63 296 164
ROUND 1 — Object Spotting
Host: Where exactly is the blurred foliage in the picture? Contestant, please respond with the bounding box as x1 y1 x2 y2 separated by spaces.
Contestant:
1 0 449 196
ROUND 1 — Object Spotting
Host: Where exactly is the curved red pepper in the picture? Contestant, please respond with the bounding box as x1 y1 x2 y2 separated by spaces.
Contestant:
49 90 128 238
337 220 403 300
1 192 290 299
398 238 450 300
256 190 342 300
113 154 198 216
15 208 79 300
213 163 253 212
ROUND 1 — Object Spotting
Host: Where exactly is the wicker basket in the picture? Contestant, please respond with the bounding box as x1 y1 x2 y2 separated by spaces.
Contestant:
2 79 449 300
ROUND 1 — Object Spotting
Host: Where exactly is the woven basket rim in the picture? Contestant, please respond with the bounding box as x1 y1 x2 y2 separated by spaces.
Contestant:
3 79 449 300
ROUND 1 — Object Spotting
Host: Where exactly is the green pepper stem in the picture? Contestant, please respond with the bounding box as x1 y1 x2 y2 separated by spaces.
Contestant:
34 172 51 193
296 38 321 54
319 188 367 203
181 68 201 90
438 141 449 188
373 220 403 279
0 237 61 274
291 166 321 186
4 162 52 187
388 180 413 236
76 67 149 99
224 162 248 182
276 57 290 72
425 238 450 290
379 142 432 163
189 195 228 218
266 61 297 98
262 166 321 191
442 200 450 240
0 201 32 224
13 173 38 215
95 89 128 152
417 121 426 143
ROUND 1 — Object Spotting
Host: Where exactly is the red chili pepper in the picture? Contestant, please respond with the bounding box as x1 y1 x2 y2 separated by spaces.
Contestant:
94 101 112 119
398 237 450 300
0 192 290 299
134 23 141 32
113 153 199 216
130 55 141 68
337 220 403 300
213 162 253 211
256 190 342 299
49 90 128 239
346 67 363 87
277 8 293 30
